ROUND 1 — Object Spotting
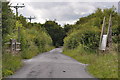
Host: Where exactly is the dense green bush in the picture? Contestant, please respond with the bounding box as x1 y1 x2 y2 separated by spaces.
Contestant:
21 42 39 59
43 21 66 47
2 53 22 77
63 7 118 78
64 7 119 52
64 26 100 50
20 26 53 59
34 31 53 52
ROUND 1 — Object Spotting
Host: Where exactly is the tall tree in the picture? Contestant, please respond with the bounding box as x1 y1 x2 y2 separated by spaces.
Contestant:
2 2 16 42
43 21 65 47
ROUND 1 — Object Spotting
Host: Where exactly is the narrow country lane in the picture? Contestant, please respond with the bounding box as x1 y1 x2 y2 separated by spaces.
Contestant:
8 48 94 78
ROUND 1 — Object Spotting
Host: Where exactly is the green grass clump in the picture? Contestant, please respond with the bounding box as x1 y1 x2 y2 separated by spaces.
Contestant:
88 52 118 78
2 53 22 77
63 46 118 78
63 46 96 64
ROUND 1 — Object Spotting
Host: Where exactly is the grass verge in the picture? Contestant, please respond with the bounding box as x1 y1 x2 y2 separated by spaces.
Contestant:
2 53 22 77
2 46 54 77
63 46 118 78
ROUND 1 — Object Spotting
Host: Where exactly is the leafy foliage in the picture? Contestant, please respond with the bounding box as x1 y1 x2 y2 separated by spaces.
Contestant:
64 7 119 51
2 2 16 43
20 26 53 59
64 26 100 50
43 21 66 47
2 2 54 77
2 53 22 77
63 7 119 78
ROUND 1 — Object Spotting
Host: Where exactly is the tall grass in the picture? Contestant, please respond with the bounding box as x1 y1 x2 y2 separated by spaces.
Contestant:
88 52 118 78
63 46 96 64
63 46 118 78
21 43 39 59
2 53 22 77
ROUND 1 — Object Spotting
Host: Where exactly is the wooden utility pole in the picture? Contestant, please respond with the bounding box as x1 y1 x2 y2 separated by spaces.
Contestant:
25 16 35 23
10 3 25 42
18 27 20 43
10 3 25 17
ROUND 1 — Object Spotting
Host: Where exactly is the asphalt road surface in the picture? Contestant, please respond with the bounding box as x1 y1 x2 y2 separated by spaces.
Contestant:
8 48 94 78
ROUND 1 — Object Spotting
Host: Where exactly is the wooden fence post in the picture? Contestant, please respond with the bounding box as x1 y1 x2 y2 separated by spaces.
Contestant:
107 14 112 48
99 17 106 50
10 39 17 53
10 39 13 52
5 39 21 53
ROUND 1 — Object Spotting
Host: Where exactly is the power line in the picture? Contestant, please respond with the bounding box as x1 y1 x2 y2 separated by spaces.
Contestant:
10 3 25 17
25 16 35 23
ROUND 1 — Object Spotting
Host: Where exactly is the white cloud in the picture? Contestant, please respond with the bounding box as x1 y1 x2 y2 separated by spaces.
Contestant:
8 0 120 2
23 2 97 24
9 0 118 25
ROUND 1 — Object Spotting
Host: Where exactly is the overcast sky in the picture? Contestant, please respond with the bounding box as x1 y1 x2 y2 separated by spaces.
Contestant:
9 0 119 26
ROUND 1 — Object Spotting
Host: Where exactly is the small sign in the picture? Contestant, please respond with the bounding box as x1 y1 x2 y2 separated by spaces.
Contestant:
99 35 107 50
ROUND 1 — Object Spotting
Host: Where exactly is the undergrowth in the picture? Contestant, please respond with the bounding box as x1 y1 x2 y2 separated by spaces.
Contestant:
2 53 22 77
